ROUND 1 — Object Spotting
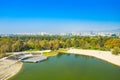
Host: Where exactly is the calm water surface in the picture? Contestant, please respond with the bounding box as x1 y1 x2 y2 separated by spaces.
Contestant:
10 54 120 80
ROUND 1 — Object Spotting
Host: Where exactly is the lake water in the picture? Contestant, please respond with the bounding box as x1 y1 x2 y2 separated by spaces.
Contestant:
10 53 120 80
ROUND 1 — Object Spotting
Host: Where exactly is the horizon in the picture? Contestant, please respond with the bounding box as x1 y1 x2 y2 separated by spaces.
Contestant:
0 0 120 33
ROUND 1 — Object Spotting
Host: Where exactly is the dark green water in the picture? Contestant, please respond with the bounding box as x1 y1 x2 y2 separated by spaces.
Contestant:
10 54 120 80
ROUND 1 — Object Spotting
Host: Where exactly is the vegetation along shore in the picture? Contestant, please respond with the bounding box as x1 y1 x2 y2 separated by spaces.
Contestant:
0 35 120 80
0 35 120 58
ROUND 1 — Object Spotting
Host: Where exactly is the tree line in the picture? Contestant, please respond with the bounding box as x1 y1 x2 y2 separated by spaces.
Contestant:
0 35 120 57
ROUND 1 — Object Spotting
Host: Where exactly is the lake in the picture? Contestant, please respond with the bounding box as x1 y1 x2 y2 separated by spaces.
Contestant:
10 53 120 80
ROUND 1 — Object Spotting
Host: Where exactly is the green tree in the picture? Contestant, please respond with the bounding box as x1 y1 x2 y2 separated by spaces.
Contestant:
112 47 120 55
12 40 22 52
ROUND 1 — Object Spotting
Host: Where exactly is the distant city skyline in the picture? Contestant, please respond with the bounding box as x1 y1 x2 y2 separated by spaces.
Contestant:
0 0 120 33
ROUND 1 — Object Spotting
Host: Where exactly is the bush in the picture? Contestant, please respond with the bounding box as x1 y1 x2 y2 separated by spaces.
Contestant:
112 47 120 55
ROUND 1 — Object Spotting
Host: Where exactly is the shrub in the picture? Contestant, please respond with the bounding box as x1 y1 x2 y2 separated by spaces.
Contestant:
112 47 120 55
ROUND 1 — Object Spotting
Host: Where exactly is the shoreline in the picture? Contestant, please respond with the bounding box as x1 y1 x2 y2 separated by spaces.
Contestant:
0 60 23 80
68 49 120 66
1 49 120 80
7 62 23 80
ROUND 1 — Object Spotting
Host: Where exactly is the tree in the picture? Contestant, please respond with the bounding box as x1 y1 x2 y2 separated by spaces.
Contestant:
105 38 120 49
112 47 120 55
0 44 9 57
12 40 22 52
65 39 72 48
51 40 59 50
26 39 34 49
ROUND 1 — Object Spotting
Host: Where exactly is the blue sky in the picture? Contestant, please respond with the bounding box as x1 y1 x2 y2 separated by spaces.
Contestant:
0 0 120 33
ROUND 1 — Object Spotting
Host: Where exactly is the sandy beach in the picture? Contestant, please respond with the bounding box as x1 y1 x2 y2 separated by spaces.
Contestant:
68 49 120 66
0 59 23 80
0 49 120 80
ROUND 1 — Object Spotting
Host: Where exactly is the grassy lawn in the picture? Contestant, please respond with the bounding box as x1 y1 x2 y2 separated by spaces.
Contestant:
42 49 68 57
24 49 40 52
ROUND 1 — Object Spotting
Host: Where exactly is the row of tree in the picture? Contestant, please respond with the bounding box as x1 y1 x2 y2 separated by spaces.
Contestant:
0 35 120 57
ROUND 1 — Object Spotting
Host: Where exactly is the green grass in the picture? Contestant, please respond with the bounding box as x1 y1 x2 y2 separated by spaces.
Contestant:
42 51 58 57
24 49 40 52
42 48 68 57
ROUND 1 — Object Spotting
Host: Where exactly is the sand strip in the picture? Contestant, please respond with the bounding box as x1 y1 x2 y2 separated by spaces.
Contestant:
0 60 23 80
68 49 120 66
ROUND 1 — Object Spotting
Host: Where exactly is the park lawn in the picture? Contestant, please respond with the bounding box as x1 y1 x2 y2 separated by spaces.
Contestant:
42 49 68 57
